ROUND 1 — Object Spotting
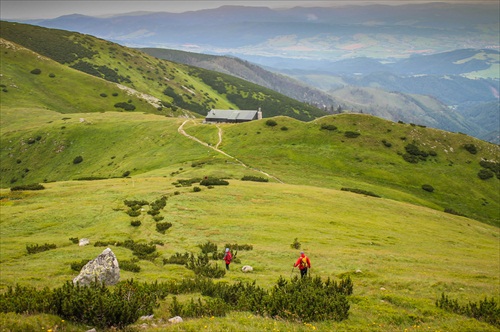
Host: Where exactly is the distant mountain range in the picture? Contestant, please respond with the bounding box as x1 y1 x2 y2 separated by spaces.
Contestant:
17 3 499 60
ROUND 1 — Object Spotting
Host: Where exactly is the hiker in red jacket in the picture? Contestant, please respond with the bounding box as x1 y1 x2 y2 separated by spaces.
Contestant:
294 251 311 278
223 248 232 270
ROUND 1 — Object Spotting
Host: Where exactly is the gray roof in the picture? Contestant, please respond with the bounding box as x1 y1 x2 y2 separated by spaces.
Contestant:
206 109 258 121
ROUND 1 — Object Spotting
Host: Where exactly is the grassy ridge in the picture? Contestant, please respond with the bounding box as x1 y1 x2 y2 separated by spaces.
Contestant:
185 115 500 225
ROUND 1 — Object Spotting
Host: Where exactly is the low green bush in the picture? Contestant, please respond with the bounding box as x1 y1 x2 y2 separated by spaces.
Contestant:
463 143 478 154
290 238 301 249
262 276 351 322
30 68 41 75
10 183 45 191
70 259 89 272
124 199 149 208
444 208 467 217
116 240 158 261
26 243 56 255
156 221 172 234
344 131 360 138
198 241 218 254
163 252 190 265
436 293 499 328
120 259 141 272
320 124 338 131
265 119 277 127
114 102 136 111
478 169 494 180
224 243 253 251
200 177 229 186
126 209 141 217
186 253 226 278
341 187 380 198
241 175 269 182
480 160 499 179
73 156 83 164
422 184 434 192
130 220 141 227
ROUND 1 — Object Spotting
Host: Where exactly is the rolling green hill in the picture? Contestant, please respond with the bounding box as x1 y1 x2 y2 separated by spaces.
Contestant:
0 20 326 121
0 20 499 332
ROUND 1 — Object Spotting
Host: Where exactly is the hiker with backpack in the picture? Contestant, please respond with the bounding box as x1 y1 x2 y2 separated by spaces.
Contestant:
223 248 232 270
294 251 311 278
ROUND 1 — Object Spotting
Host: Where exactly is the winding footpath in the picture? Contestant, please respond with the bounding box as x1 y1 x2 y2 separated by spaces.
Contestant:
178 120 283 183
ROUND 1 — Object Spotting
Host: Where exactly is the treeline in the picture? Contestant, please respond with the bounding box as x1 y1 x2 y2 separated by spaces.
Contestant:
0 21 96 64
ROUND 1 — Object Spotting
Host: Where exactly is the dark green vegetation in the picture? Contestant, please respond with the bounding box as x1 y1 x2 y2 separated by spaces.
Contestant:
436 293 499 328
0 275 352 329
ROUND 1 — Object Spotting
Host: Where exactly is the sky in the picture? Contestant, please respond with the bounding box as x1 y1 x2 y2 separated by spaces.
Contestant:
1 0 495 20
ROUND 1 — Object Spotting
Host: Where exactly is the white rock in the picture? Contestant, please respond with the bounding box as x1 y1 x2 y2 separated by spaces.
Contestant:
168 316 183 324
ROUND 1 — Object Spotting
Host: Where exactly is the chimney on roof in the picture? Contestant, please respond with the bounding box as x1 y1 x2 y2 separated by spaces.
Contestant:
257 107 262 120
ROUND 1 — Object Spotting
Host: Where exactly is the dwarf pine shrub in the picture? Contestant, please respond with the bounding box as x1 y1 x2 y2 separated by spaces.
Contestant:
10 183 45 191
200 177 229 186
225 243 253 251
344 131 360 138
130 220 141 227
479 160 500 179
241 175 269 182
422 184 434 192
478 169 494 180
124 199 149 208
320 124 337 131
436 293 499 328
463 143 478 154
73 156 83 164
163 252 190 265
341 187 380 198
70 259 89 272
290 238 301 249
126 209 141 217
26 243 56 254
198 241 218 254
263 276 351 322
120 259 141 272
156 221 172 234
186 253 226 278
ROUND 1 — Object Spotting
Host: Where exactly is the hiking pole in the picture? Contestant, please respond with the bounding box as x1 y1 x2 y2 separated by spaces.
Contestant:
290 267 295 278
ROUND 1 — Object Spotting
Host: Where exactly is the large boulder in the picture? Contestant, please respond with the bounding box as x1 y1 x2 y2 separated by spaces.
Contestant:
73 248 120 286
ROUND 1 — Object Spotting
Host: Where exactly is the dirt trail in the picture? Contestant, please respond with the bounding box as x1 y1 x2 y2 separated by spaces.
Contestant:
178 120 283 183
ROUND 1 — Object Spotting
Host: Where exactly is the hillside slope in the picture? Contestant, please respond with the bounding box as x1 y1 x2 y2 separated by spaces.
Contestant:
0 20 326 121
138 47 338 109
0 172 498 331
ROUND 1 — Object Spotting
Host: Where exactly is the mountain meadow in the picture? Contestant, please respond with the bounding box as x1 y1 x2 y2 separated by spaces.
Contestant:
0 21 499 331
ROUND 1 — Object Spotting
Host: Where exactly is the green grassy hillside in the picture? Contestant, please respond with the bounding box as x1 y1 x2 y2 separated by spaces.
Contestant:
0 170 498 331
0 19 498 332
183 115 499 226
0 20 326 121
